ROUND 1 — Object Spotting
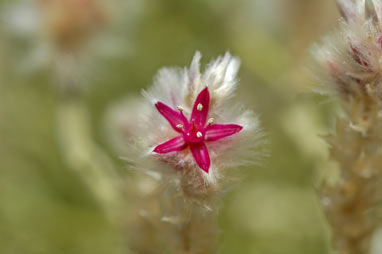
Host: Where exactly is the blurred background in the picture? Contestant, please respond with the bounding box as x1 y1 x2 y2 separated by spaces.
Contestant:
0 0 343 253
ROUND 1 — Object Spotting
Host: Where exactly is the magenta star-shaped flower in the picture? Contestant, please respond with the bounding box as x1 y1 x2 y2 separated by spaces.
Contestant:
153 87 243 173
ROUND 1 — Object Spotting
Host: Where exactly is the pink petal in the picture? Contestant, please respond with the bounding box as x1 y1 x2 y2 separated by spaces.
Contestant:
155 102 187 132
190 142 210 173
205 124 243 142
191 87 210 127
153 136 187 154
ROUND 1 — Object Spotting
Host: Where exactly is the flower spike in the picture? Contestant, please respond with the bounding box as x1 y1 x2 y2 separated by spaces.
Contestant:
107 51 264 254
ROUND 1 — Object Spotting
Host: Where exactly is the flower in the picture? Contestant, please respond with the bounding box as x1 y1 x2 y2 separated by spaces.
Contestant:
153 87 243 173
111 51 263 191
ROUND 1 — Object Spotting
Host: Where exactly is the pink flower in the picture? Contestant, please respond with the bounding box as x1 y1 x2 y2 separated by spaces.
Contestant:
153 87 243 173
113 52 263 186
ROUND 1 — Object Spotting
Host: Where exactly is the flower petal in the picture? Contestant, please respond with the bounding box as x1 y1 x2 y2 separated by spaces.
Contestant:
191 87 210 127
153 136 187 154
205 124 243 142
155 102 187 132
190 142 210 173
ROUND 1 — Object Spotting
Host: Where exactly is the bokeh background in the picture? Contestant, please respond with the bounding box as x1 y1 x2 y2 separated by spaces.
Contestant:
0 0 344 253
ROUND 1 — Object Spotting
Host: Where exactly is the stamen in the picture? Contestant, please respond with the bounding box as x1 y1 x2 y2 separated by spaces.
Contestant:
176 124 183 129
207 118 214 124
197 103 203 111
196 131 203 138
177 105 184 111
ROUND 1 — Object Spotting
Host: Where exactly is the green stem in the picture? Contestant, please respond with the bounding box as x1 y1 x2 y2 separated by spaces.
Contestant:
56 95 123 222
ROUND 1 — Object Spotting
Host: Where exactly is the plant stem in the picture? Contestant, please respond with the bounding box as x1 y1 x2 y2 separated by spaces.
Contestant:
56 92 123 222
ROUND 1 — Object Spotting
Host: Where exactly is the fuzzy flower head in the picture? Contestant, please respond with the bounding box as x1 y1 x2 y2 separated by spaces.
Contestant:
313 0 382 129
122 52 263 204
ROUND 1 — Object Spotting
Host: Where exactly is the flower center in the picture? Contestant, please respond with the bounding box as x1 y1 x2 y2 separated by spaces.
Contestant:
183 122 204 144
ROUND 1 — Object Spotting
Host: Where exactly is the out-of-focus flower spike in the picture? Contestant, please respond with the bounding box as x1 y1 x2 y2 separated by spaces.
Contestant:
3 0 138 90
312 1 382 253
